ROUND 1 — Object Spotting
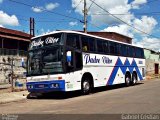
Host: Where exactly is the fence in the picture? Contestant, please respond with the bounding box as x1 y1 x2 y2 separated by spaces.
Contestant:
0 48 27 56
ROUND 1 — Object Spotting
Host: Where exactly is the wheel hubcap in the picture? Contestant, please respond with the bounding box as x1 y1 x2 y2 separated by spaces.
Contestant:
126 77 130 84
133 76 137 84
83 81 90 92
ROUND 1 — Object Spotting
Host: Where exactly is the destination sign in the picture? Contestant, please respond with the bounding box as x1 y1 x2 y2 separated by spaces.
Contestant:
30 37 60 49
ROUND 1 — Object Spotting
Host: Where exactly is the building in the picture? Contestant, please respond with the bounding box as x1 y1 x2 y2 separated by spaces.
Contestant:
0 27 30 56
87 31 132 44
144 48 160 76
0 27 31 83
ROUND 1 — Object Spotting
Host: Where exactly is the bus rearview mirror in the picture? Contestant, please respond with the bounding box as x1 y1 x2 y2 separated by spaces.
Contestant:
66 51 72 63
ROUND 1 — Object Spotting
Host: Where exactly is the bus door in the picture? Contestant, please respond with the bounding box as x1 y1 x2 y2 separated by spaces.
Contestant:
65 34 83 90
65 48 83 90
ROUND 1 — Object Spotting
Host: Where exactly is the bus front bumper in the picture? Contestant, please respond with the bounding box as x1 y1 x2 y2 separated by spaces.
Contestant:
26 80 65 93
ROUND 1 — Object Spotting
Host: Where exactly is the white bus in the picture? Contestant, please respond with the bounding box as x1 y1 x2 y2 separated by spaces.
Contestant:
26 31 145 95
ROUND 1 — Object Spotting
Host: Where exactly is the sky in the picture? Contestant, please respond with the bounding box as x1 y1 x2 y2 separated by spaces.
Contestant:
0 0 160 51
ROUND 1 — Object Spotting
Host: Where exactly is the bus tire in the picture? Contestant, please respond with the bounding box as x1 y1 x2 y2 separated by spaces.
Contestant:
81 77 92 95
27 93 35 99
131 73 137 85
125 73 131 87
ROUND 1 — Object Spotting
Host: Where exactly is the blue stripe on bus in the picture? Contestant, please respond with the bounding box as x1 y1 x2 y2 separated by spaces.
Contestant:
131 59 143 80
107 58 143 85
107 58 119 85
26 80 65 93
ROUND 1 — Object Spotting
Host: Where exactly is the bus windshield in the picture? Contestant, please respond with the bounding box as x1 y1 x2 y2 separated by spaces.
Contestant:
27 33 64 76
27 45 63 76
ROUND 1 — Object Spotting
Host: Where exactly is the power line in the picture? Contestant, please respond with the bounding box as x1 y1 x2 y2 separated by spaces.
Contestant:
7 0 102 31
147 0 159 4
91 12 160 16
8 0 80 21
73 0 83 10
89 0 160 38
19 18 72 23
88 0 95 11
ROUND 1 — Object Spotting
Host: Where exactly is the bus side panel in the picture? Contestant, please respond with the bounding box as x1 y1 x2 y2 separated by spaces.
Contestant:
82 53 145 87
64 71 82 91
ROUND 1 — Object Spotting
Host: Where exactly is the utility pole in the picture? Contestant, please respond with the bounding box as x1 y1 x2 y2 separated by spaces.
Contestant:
83 0 87 33
11 57 14 92
30 17 35 37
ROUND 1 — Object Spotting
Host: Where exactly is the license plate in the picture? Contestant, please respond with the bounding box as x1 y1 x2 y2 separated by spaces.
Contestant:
38 84 44 88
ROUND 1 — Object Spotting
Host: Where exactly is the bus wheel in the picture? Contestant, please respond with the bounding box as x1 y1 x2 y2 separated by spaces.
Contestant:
125 73 131 87
81 78 91 95
132 73 137 85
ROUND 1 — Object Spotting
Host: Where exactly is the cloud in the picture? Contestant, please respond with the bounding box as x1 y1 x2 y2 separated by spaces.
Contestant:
38 28 51 35
31 7 44 13
102 24 133 38
69 21 77 26
134 37 160 51
32 3 59 13
0 0 3 3
133 16 158 35
0 25 4 27
131 0 147 9
45 3 59 11
72 0 133 25
0 11 19 26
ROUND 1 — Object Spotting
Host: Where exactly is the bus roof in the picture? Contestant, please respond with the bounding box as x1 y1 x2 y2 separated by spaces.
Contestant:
31 30 144 48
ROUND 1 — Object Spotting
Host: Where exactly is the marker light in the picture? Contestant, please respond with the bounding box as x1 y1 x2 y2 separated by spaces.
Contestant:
51 83 59 88
58 76 62 80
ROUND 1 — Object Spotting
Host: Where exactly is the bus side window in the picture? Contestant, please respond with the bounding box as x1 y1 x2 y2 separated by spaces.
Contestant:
82 36 89 52
121 44 127 57
119 44 122 55
129 46 134 57
109 41 115 54
66 34 80 49
97 39 104 53
136 48 144 58
75 52 82 69
133 47 135 57
88 37 95 52
141 48 144 58
103 41 108 53
115 43 119 55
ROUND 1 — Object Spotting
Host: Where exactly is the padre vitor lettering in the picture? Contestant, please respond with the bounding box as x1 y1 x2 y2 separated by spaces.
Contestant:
102 56 112 64
84 54 100 64
31 39 44 48
45 37 59 44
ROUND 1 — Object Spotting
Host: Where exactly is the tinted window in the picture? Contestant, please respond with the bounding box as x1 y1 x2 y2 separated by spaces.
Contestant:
136 47 144 58
88 37 95 52
97 39 104 53
81 36 95 52
128 46 134 57
109 41 115 54
82 36 89 52
66 34 80 49
133 47 136 57
103 41 108 53
115 43 119 55
141 48 144 58
121 44 127 56
75 52 82 69
119 44 122 55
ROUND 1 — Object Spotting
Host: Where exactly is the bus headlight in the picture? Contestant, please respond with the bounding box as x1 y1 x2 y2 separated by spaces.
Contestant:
51 83 59 88
27 85 34 89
